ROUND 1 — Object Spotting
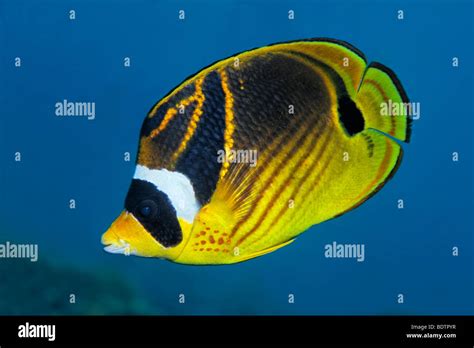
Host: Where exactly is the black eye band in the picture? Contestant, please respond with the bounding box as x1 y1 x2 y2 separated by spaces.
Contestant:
124 179 183 247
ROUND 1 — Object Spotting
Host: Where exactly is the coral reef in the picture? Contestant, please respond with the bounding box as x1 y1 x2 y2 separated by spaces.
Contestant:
0 259 150 315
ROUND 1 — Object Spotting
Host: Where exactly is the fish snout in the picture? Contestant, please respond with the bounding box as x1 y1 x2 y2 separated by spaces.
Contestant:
101 211 136 256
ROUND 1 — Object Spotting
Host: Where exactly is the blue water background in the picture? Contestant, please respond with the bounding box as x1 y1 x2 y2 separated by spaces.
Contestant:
0 0 472 314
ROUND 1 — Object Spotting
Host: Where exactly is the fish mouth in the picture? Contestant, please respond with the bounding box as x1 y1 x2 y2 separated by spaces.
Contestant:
103 240 136 256
102 211 137 256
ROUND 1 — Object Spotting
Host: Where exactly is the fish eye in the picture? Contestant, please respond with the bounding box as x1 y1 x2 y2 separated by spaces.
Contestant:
140 205 151 217
136 200 157 220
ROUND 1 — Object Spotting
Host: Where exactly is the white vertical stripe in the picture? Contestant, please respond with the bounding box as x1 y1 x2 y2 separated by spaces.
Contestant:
133 165 200 222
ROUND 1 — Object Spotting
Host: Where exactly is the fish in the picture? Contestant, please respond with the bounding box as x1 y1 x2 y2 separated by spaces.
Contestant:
101 38 411 265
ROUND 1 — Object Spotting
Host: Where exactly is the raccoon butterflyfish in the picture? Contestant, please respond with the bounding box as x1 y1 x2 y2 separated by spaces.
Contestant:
101 38 411 265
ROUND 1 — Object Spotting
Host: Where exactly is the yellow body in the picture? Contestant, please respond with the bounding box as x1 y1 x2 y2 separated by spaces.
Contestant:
102 39 410 265
175 125 400 265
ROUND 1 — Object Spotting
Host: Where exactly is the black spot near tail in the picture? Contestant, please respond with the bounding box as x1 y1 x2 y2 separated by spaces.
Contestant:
338 95 365 136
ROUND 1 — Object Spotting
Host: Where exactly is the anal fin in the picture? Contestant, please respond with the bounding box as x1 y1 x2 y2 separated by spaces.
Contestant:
235 239 295 263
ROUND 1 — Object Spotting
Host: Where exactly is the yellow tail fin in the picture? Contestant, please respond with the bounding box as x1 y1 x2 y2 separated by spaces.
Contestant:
356 62 411 142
